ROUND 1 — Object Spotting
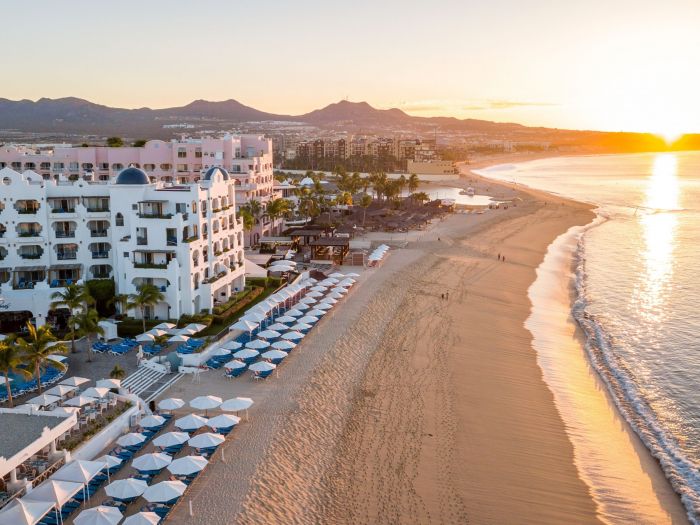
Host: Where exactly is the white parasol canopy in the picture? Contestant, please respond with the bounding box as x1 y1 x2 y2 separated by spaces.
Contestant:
328 272 345 278
189 395 222 411
0 498 53 525
166 455 208 476
105 478 148 500
249 361 276 373
230 319 259 332
299 297 317 305
262 350 288 360
146 328 168 337
245 339 270 350
306 291 324 298
73 506 122 525
142 480 187 503
96 379 121 390
220 397 254 412
157 398 185 411
153 322 176 331
256 329 281 339
267 322 289 331
132 453 172 472
185 323 207 333
274 315 296 324
64 395 96 407
98 455 123 470
241 312 266 323
116 432 146 447
153 432 190 448
220 340 243 351
314 302 333 310
233 349 259 360
210 347 231 357
60 376 90 387
206 413 241 430
53 459 106 484
24 479 82 508
82 387 110 399
298 315 319 324
188 432 225 449
281 331 304 341
45 384 77 397
140 415 166 429
174 413 208 431
289 322 312 331
271 340 296 351
135 333 155 343
122 512 161 525
224 359 247 370
307 309 327 317
168 334 190 343
27 394 61 407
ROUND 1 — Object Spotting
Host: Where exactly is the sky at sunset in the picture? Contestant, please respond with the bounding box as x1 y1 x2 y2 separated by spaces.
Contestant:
3 0 699 136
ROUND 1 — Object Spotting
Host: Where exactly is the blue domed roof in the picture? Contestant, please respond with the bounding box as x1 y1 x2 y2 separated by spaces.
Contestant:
203 166 229 181
115 167 149 185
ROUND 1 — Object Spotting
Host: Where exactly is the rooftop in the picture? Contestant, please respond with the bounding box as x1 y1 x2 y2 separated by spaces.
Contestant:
0 413 67 464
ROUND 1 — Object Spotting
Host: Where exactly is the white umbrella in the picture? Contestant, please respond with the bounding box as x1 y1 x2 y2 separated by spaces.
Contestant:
298 315 319 324
262 350 288 361
123 512 161 525
188 432 225 449
270 293 288 303
0 498 54 525
271 340 296 351
116 433 146 447
224 359 247 370
329 272 345 278
315 302 333 310
168 334 190 343
53 459 105 484
220 340 243 351
176 327 197 335
306 291 324 298
299 297 317 305
274 315 296 324
135 333 155 343
294 303 311 311
122 512 161 525
45 384 77 397
47 354 68 364
132 453 172 472
304 277 318 284
96 379 121 390
319 296 338 304
267 322 289 331
82 387 110 399
142 480 186 503
285 309 304 317
73 506 122 525
153 432 190 448
52 406 80 416
245 339 270 350
327 292 344 299
230 320 259 332
346 272 360 277
249 361 276 373
256 329 281 339
339 278 356 286
210 347 231 357
241 311 266 323
64 395 95 407
105 478 148 500
140 415 166 429
269 265 294 272
207 413 241 430
175 413 208 431
321 277 339 285
27 393 61 407
166 455 209 476
189 395 222 411
330 286 348 294
290 322 312 331
153 322 176 331
281 331 304 341
271 259 296 266
146 328 168 337
24 479 82 508
60 376 89 387
233 349 259 360
157 398 184 411
308 309 327 317
309 286 328 292
220 397 254 412
98 455 123 470
185 323 207 333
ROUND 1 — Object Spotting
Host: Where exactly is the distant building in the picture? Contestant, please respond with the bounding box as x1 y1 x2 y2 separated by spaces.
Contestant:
406 160 457 176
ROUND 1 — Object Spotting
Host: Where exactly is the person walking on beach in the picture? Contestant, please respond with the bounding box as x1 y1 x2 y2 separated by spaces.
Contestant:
441 293 445 300
446 291 450 300
498 253 501 261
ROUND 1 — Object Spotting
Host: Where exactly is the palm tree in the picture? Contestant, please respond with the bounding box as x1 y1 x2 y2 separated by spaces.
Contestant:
413 191 430 205
16 323 67 393
248 199 262 225
397 174 407 197
50 284 90 353
127 284 165 333
265 198 291 235
109 364 126 380
75 308 104 363
239 208 255 245
359 193 372 226
0 337 30 407
296 188 320 222
108 293 129 316
408 173 420 194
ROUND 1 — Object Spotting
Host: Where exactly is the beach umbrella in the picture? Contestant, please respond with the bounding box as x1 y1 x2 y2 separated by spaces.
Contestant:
168 334 190 343
285 308 304 317
269 264 294 272
105 478 148 501
329 272 344 278
249 361 276 373
270 292 288 304
220 397 254 412
262 350 288 361
52 406 80 416
166 455 209 477
60 376 89 387
135 333 155 342
299 297 317 305
230 319 259 333
250 304 272 316
98 455 123 470
157 397 184 411
241 311 266 323
27 393 61 407
140 414 166 429
274 315 296 324
281 331 304 341
142 480 186 504
309 286 328 292
271 258 296 266
73 506 122 525
53 459 106 485
207 413 241 431
82 387 110 399
188 432 225 449
327 292 344 300
314 302 333 310
294 303 311 311
189 395 222 411
267 322 289 332
223 359 247 370
245 339 270 350
153 432 190 449
306 290 325 298
271 340 296 351
339 278 356 286
64 395 95 407
185 323 207 333
24 479 82 507
256 329 281 340
123 512 161 525
176 327 197 335
307 309 327 317
321 277 339 285
233 348 260 361
117 432 146 447
153 322 176 331
132 453 172 473
304 277 318 284
319 296 338 304
346 272 360 277
0 498 54 525
220 340 243 351
290 322 312 331
330 287 348 294
210 347 231 358
45 384 77 397
96 379 121 390
146 328 168 337
174 413 208 431
298 315 319 324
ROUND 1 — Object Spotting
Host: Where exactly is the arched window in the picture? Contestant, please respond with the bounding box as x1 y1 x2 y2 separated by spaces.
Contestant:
115 213 124 226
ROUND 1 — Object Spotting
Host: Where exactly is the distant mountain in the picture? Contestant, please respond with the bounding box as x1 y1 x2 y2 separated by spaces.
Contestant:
0 96 533 138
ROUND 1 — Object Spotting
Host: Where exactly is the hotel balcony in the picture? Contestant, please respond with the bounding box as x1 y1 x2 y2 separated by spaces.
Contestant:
137 201 172 219
15 200 40 215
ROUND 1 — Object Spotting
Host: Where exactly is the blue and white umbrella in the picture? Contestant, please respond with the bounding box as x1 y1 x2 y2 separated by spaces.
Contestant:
166 455 208 476
245 339 270 350
249 361 277 373
281 331 304 341
285 309 305 317
105 478 148 500
224 359 247 370
262 350 288 362
267 322 289 331
188 432 225 449
233 348 260 360
132 453 172 473
153 432 189 448
290 322 312 331
140 415 166 429
308 309 327 317
256 329 281 340
220 340 243 351
271 340 296 351
174 413 208 431
275 315 296 324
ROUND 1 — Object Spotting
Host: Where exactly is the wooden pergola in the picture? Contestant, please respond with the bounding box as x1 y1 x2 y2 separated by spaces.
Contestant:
309 237 350 265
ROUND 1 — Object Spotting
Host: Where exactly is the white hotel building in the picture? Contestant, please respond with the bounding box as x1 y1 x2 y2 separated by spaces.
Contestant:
0 165 245 332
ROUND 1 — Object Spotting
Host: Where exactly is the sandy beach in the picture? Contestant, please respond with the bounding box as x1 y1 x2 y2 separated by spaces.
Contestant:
159 154 688 524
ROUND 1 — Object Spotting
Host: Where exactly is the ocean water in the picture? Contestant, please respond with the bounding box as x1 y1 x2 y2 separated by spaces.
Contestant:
478 152 700 523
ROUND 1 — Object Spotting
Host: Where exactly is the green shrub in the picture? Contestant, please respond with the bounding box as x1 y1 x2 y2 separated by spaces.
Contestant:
86 279 116 317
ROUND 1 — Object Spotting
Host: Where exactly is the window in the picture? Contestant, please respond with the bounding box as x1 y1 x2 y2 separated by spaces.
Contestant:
177 148 186 158
195 149 202 158
160 163 172 170
176 203 187 214
143 164 155 171
123 252 129 258
177 164 188 172
112 163 123 170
